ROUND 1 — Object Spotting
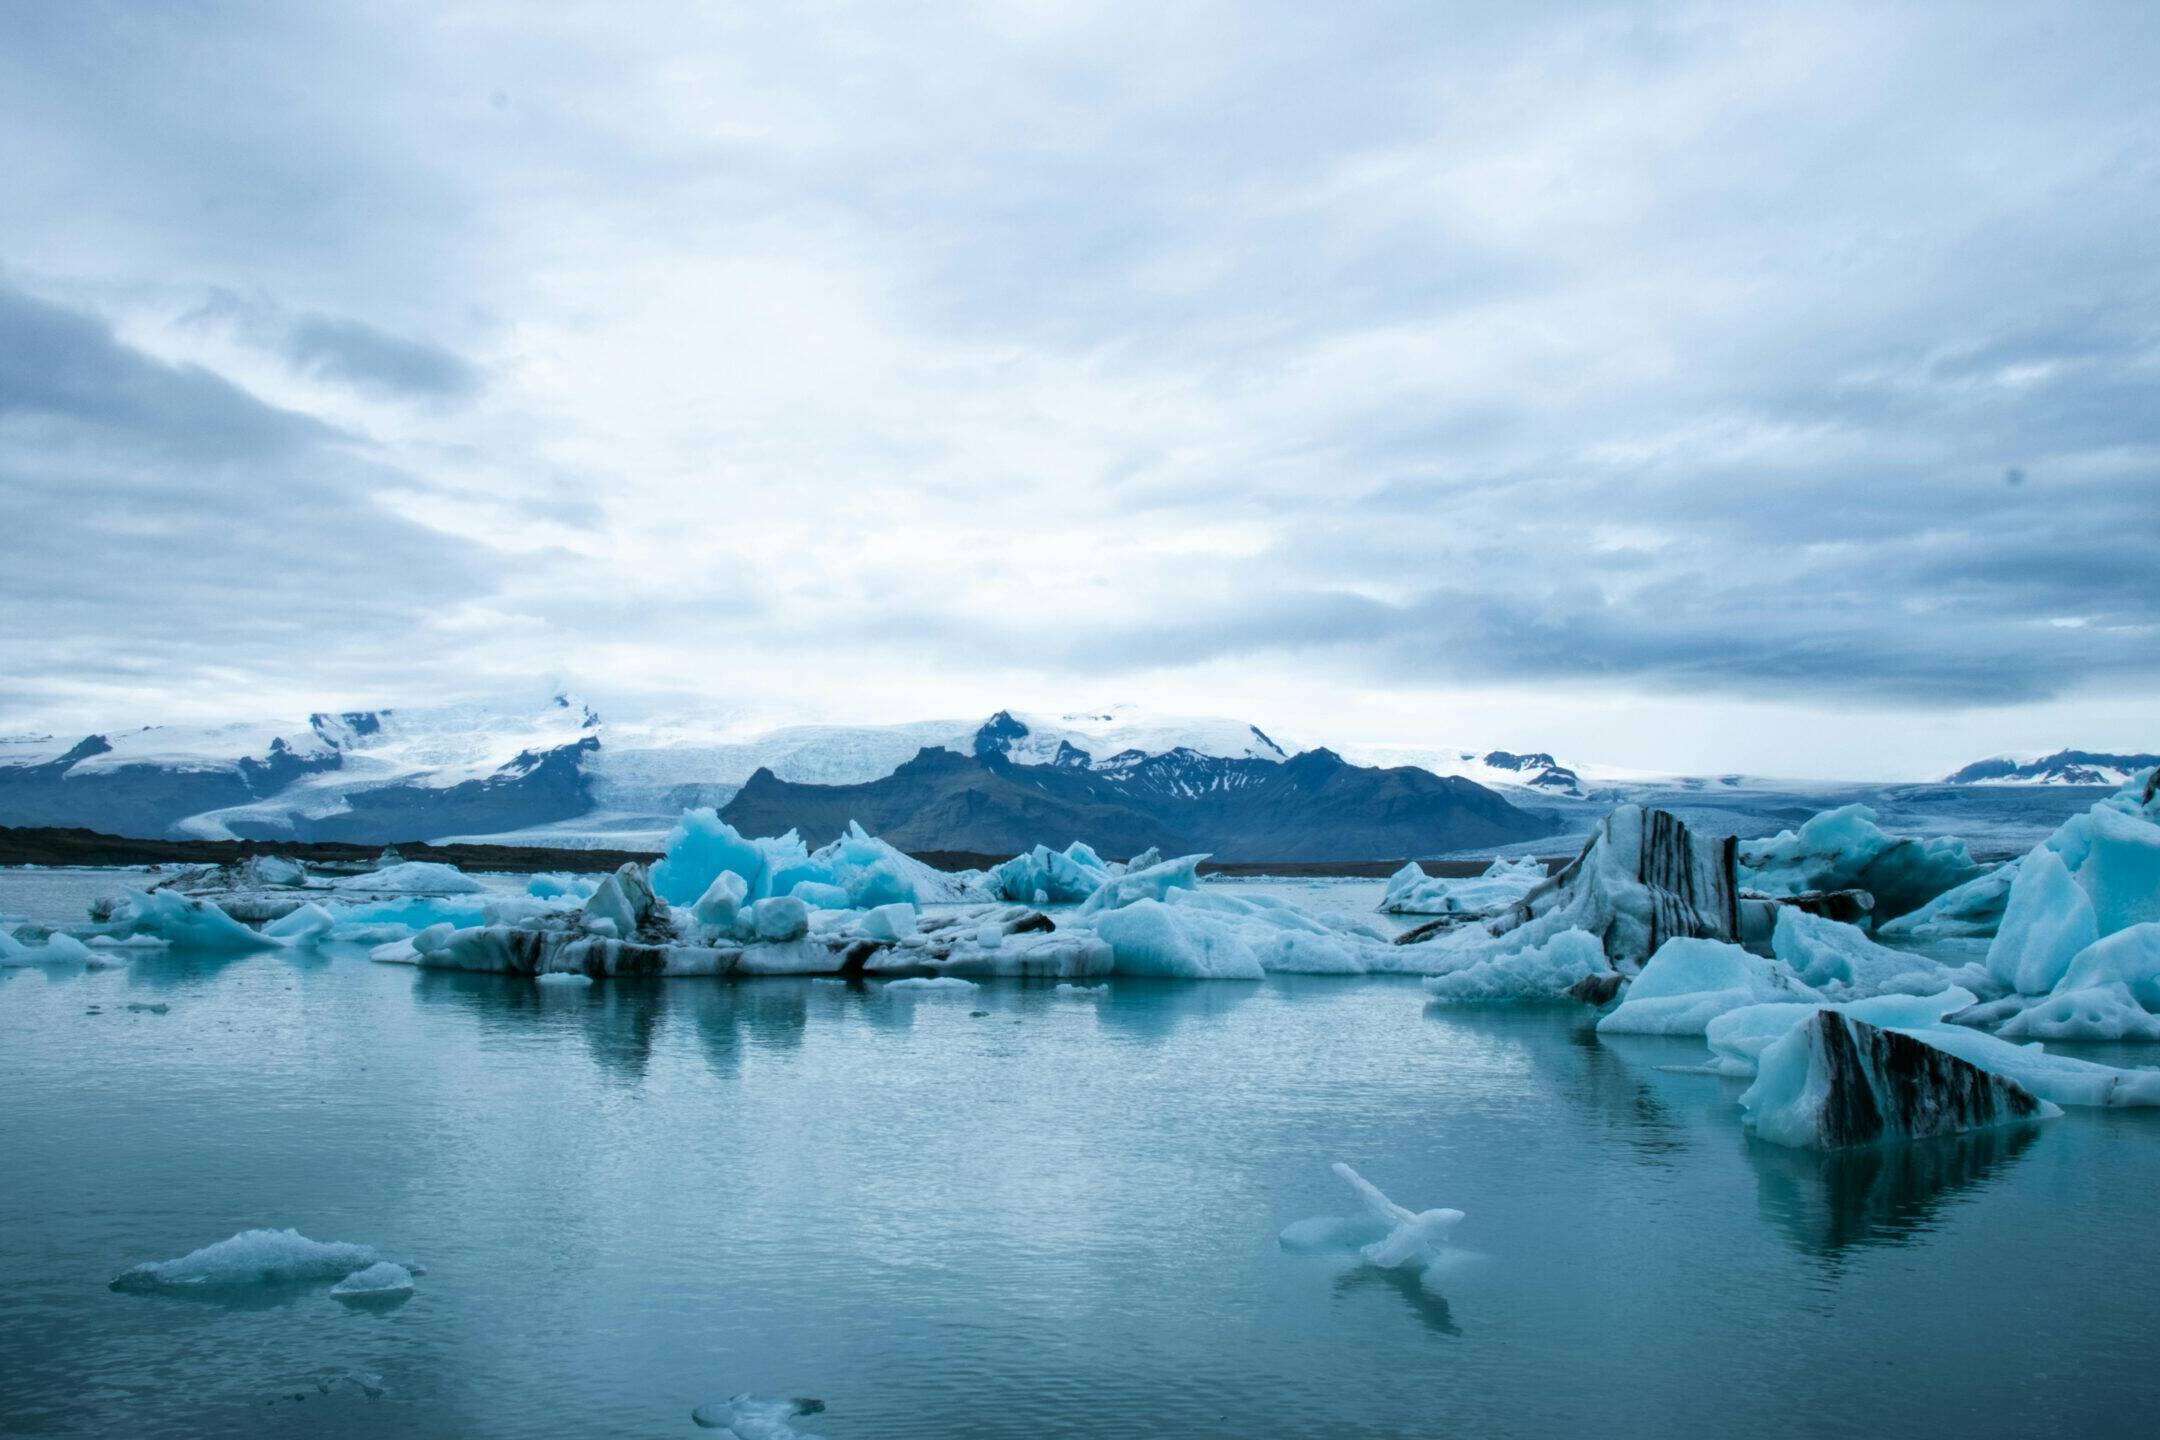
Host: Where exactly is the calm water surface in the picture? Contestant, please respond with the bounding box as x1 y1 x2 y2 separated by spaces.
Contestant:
4 871 2159 1438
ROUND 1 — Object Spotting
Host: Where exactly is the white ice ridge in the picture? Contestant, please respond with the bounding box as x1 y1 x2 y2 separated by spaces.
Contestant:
109 1228 418 1292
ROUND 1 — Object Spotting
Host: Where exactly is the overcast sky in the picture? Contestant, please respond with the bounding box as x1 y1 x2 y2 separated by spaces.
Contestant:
1 2 2155 779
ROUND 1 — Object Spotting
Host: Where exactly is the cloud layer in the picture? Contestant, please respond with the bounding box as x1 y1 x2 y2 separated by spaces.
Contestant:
1 2 2154 776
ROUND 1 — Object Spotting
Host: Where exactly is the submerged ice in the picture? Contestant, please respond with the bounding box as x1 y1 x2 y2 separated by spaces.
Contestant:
110 1228 407 1293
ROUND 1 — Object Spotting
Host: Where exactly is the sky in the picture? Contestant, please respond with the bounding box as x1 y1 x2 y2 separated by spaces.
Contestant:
0 1 2155 780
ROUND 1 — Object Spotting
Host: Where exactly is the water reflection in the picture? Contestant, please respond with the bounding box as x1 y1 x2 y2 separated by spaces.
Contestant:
1746 1124 2041 1260
410 970 668 1084
682 979 813 1078
1091 979 1260 1045
1332 1264 1461 1337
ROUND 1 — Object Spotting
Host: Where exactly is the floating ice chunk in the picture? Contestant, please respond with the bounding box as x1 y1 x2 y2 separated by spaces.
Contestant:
110 1229 400 1292
527 871 599 900
1074 853 1206 916
693 870 750 930
1986 849 2099 995
1769 908 1958 998
2054 924 2160 1007
1915 1025 2160 1107
1422 928 1605 1003
1703 989 1978 1077
535 971 594 987
857 902 917 943
1741 1012 2059 1148
1280 1163 1463 1276
751 896 810 943
2072 801 2160 934
263 902 336 942
1739 804 1984 920
883 976 979 992
652 809 775 905
1382 856 1545 917
0 927 95 966
1596 938 1819 1035
789 881 852 910
331 861 484 895
1877 859 2020 943
691 1395 826 1437
1086 899 1263 978
1997 983 2160 1041
991 842 1112 905
1055 982 1105 997
330 1261 416 1299
115 891 281 953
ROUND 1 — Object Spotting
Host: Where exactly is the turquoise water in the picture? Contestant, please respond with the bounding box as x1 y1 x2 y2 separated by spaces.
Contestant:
4 874 2160 1437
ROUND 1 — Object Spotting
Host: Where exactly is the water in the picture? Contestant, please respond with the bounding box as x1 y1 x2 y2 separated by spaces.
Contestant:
5 874 2160 1438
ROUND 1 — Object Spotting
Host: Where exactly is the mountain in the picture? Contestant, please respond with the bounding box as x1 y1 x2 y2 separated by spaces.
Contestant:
1944 750 2160 787
1332 743 1591 797
0 694 1575 855
718 744 1557 862
0 698 602 842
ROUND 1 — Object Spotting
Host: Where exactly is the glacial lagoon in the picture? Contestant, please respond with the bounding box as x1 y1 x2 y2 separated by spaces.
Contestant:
4 874 2159 1438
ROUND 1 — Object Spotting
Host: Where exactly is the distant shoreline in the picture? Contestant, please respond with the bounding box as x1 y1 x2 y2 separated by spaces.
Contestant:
0 824 1563 879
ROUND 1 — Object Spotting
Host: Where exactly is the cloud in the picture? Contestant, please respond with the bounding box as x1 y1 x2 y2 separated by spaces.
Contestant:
0 1 2155 773
0 280 499 717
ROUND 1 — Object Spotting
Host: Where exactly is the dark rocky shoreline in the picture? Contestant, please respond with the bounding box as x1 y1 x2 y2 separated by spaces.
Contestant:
0 825 1559 879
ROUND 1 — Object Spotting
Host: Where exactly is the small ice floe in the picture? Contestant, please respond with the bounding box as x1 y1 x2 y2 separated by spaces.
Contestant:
0 927 97 967
1281 1163 1465 1275
1055 982 1106 998
124 1002 170 1015
882 976 978 993
691 1394 826 1437
534 970 594 987
110 1228 414 1293
330 1261 417 1302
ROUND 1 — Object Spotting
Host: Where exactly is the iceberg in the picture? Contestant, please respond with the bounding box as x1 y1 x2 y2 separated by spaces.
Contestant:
110 1228 405 1292
1996 983 2160 1042
330 861 485 895
0 927 96 966
1740 1012 2059 1149
1082 886 1399 978
882 975 979 992
1073 852 1207 916
1279 1163 1463 1275
990 841 1112 904
329 1261 417 1299
114 890 282 953
1422 928 1606 1003
263 902 336 942
1769 908 1962 999
1986 849 2099 995
691 1395 826 1438
651 810 972 911
1877 859 2020 943
1381 856 1546 918
1473 806 1742 973
1738 804 1986 920
1596 938 1819 1035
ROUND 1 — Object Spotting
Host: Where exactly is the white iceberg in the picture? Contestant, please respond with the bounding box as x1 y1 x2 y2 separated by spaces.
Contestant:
691 1395 826 1438
114 890 282 953
1987 848 2099 995
329 1261 417 1299
1768 908 1965 999
263 902 336 942
1382 856 1546 918
0 927 96 966
110 1228 406 1292
331 861 485 895
1279 1163 1463 1277
1596 937 1819 1035
1422 928 1606 1003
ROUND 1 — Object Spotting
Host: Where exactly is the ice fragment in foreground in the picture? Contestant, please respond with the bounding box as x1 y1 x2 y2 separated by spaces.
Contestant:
691 1394 826 1437
1279 1163 1463 1273
330 1261 417 1298
110 1228 402 1292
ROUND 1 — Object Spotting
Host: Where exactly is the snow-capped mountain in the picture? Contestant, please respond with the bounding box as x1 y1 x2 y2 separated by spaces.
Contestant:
1336 744 1592 797
0 692 1595 850
1944 749 2160 786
